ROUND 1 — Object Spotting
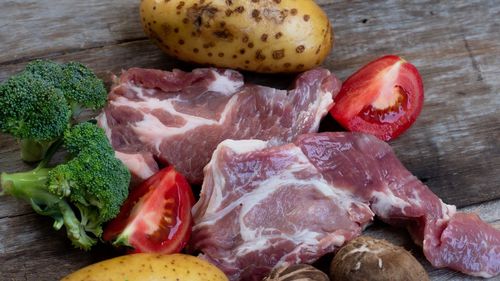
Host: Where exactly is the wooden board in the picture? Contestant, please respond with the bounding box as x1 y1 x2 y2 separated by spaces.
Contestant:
0 0 498 280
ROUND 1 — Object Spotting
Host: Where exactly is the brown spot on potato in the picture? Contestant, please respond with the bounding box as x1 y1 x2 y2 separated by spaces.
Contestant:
242 35 249 43
193 48 199 53
297 64 305 69
178 39 185 45
261 34 268 42
234 6 245 13
248 42 254 48
232 54 237 58
275 32 283 39
187 4 218 32
161 23 171 35
274 0 281 3
174 27 179 33
290 8 297 15
303 15 310 21
272 49 285 60
182 18 189 24
218 52 224 57
296 45 305 53
239 48 246 54
225 9 233 16
284 62 291 68
255 50 266 61
315 46 321 54
176 1 185 9
225 0 233 5
252 9 262 22
208 52 213 56
213 29 234 41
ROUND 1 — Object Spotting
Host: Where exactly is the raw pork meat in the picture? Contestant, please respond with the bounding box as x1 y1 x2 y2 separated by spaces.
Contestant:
97 68 340 183
192 132 499 280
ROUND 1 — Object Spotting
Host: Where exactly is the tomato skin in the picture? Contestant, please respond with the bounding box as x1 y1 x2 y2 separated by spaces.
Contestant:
330 55 424 141
103 167 195 254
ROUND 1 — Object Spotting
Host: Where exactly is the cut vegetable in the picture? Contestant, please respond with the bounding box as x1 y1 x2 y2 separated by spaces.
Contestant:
103 167 194 254
61 253 229 281
329 55 424 141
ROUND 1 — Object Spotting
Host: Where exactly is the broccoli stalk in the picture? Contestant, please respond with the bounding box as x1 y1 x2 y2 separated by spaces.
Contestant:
0 167 96 249
0 59 107 162
19 139 57 163
0 123 130 250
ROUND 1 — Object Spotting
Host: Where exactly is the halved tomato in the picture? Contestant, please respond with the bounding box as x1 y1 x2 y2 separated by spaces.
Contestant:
330 55 424 141
103 166 195 254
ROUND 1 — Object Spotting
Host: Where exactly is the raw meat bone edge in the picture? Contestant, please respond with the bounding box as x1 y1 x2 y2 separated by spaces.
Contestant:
192 132 500 280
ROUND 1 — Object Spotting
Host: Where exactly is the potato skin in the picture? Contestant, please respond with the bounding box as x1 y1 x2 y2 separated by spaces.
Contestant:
140 0 333 73
61 253 228 281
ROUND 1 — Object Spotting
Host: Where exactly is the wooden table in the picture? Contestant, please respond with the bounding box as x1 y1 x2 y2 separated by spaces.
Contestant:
1 1 498 280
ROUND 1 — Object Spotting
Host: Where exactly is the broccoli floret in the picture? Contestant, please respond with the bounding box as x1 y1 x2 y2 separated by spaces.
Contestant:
0 123 130 250
62 121 113 155
0 73 71 162
61 62 107 113
0 59 107 162
25 59 107 116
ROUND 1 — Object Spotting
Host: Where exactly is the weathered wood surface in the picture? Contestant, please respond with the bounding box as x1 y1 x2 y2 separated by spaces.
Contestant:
0 0 499 280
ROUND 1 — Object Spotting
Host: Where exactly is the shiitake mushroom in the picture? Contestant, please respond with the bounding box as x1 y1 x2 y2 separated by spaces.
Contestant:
329 236 429 281
263 264 330 281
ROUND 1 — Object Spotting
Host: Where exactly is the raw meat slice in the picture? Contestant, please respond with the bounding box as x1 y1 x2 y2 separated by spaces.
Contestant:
192 132 500 280
97 68 340 183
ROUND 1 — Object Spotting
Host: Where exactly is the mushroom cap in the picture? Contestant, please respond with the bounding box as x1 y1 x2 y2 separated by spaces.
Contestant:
330 236 429 281
264 264 330 281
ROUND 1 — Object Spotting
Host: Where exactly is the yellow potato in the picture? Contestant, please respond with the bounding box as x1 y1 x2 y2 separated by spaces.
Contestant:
140 0 333 73
61 253 228 281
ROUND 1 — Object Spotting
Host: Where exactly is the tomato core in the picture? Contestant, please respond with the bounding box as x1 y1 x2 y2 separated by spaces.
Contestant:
360 85 409 124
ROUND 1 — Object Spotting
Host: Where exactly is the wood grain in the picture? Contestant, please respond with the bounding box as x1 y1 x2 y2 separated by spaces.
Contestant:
0 0 499 280
0 0 145 64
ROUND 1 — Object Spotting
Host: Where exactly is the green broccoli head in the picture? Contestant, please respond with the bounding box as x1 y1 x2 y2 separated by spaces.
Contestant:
25 59 65 85
61 62 107 111
62 121 113 155
48 123 130 222
1 122 130 250
0 73 71 162
0 59 108 162
24 59 107 114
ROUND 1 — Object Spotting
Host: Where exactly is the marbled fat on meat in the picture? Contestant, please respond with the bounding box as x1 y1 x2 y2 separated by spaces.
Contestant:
192 132 500 280
97 68 340 183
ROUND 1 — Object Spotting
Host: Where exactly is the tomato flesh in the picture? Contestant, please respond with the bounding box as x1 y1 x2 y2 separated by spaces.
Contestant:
103 166 195 254
330 55 424 141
